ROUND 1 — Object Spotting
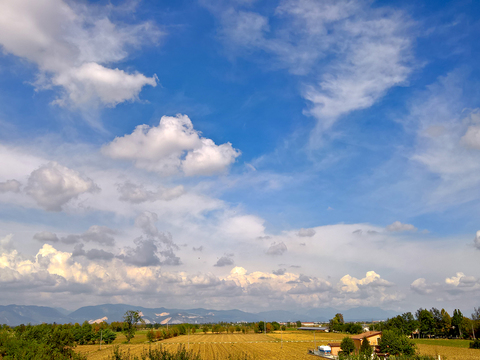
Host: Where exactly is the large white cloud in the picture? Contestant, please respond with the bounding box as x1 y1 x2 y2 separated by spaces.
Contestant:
26 162 99 211
0 0 158 107
102 114 241 176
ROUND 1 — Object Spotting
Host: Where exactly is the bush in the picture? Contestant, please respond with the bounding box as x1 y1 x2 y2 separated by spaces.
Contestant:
470 338 480 349
340 337 355 354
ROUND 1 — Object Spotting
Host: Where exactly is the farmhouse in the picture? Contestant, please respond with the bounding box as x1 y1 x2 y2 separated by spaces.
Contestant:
351 331 382 352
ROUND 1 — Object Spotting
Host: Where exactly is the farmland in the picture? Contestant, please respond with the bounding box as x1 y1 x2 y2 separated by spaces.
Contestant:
76 332 480 360
76 331 346 360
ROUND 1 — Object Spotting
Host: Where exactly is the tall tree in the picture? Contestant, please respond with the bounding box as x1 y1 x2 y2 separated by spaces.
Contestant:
452 309 464 338
440 309 451 337
416 308 434 338
123 310 144 343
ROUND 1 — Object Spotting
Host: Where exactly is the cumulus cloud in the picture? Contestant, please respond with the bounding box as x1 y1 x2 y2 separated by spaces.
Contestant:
71 244 115 261
474 231 480 250
339 271 393 293
117 182 185 203
461 125 480 150
135 212 161 238
26 162 99 211
266 242 287 256
445 272 478 288
193 246 204 252
214 256 234 267
62 226 117 246
410 278 434 295
33 231 59 243
102 114 240 176
386 221 417 232
0 179 21 193
297 228 316 237
117 238 162 267
272 268 286 275
0 0 159 108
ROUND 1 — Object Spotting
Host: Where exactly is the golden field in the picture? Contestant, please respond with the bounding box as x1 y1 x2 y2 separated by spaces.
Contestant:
76 331 480 360
76 331 345 360
415 343 479 360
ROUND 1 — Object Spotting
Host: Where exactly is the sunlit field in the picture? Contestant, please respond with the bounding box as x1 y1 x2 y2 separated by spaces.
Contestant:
415 343 479 360
76 331 345 360
76 331 480 360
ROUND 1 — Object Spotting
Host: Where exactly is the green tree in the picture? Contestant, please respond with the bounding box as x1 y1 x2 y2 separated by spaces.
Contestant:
296 320 302 328
359 336 372 358
202 325 209 334
102 329 117 344
146 329 155 342
379 329 416 356
329 313 345 332
340 336 355 355
416 309 434 338
452 309 464 338
440 309 451 337
123 310 144 343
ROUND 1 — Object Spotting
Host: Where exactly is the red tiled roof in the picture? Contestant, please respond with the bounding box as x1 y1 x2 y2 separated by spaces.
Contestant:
351 331 382 340
328 342 341 347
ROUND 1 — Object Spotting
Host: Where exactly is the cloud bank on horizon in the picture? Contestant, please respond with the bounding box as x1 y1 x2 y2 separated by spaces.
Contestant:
0 0 480 314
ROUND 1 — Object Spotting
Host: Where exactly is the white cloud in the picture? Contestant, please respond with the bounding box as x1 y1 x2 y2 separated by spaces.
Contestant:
338 271 393 293
117 182 185 204
461 125 480 150
410 278 435 295
297 228 316 237
408 72 480 208
102 114 240 176
445 272 477 288
0 180 21 193
207 0 413 134
52 63 157 107
475 231 480 250
26 162 99 211
0 0 159 107
266 241 287 255
386 221 417 232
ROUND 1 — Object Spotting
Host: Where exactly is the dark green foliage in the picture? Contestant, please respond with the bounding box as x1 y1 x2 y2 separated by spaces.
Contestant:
296 320 302 327
416 309 435 338
339 355 434 360
470 338 480 349
340 336 355 354
359 337 372 358
343 323 363 334
102 329 117 344
0 323 86 360
379 329 416 356
452 309 464 338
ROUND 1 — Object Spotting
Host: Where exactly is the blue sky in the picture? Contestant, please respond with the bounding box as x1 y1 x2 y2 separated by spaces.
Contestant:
0 0 480 315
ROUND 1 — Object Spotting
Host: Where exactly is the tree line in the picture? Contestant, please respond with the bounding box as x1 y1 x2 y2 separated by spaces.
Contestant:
369 307 480 339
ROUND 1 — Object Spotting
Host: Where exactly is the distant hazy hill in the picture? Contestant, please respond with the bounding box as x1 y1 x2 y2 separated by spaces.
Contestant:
0 304 398 326
0 305 73 325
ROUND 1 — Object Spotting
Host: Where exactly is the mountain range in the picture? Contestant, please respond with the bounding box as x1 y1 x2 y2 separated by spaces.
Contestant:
0 304 399 326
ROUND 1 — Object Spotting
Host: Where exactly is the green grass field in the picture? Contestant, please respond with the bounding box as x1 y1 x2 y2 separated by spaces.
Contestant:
413 338 472 348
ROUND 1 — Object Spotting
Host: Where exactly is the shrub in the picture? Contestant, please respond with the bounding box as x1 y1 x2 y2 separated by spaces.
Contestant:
470 338 480 349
